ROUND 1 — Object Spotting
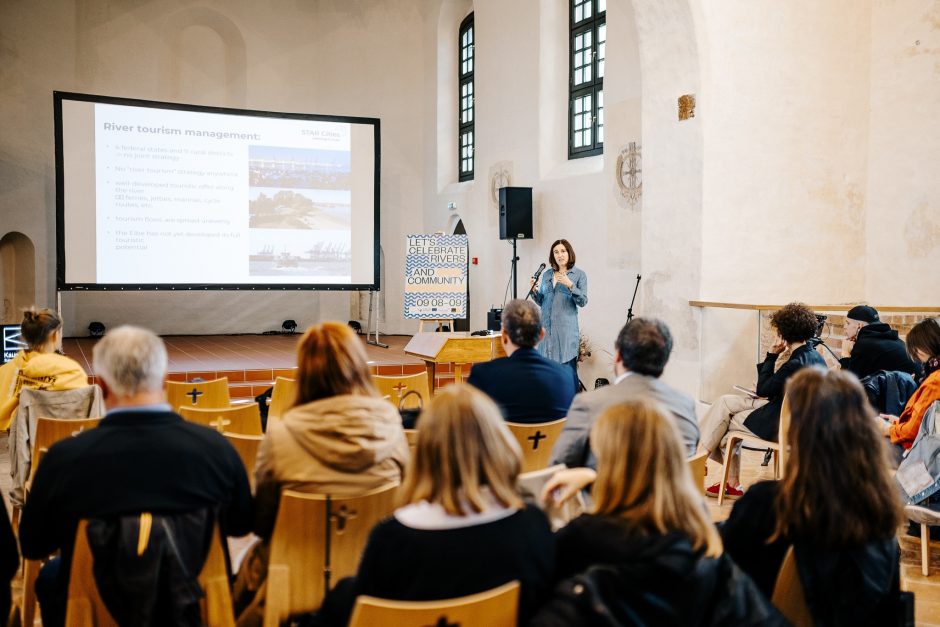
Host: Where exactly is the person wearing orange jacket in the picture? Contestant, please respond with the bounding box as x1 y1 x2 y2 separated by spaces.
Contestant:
884 318 940 454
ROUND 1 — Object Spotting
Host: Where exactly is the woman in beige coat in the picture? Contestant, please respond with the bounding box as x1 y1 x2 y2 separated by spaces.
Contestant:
235 321 408 622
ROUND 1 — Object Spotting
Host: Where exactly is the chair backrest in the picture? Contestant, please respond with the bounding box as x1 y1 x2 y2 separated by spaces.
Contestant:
778 396 791 478
771 547 815 627
268 377 297 421
373 372 431 410
31 416 102 477
348 580 520 627
505 419 567 473
166 378 231 413
686 450 708 495
65 516 235 627
404 428 418 454
222 432 263 488
179 404 263 435
263 483 400 625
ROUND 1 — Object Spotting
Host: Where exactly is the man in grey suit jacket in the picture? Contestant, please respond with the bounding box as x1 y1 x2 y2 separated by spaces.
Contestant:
550 317 699 468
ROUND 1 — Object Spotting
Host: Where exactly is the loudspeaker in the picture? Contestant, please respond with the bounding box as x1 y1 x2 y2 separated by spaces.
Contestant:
487 308 503 332
499 187 533 240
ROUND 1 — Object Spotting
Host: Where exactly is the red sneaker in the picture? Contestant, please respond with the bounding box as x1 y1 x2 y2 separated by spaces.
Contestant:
705 482 744 500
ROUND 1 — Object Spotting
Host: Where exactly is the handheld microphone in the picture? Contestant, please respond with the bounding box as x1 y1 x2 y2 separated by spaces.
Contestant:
532 263 547 281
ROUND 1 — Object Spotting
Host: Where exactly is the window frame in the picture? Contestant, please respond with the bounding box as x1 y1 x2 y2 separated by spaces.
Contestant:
458 13 475 181
568 0 605 159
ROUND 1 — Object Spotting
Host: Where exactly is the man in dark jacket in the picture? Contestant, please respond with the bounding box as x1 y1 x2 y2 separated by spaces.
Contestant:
468 299 575 423
19 326 253 626
840 305 920 379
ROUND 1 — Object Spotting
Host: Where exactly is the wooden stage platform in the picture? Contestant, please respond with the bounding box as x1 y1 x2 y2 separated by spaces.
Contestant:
62 333 457 400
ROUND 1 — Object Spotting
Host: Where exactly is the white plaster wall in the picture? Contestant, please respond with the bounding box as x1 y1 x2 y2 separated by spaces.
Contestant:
1 0 431 335
866 0 940 304
696 0 872 305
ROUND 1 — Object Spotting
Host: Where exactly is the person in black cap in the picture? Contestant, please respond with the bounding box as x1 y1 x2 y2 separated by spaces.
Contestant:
840 305 920 379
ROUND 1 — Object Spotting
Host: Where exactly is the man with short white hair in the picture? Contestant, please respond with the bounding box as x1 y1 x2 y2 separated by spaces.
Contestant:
20 325 252 626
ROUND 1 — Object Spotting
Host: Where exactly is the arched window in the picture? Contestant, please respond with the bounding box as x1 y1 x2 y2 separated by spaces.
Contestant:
569 0 605 158
458 13 475 181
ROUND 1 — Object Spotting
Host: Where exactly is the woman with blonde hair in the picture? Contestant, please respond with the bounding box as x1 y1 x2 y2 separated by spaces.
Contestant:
533 399 781 625
721 368 904 626
235 321 408 622
0 307 90 430
311 384 554 626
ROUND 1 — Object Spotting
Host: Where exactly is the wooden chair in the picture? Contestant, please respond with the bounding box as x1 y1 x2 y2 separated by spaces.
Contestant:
180 404 263 435
348 580 520 627
687 450 708 496
904 504 940 576
263 483 400 627
404 428 418 455
267 377 297 421
21 557 41 627
64 516 235 626
30 416 102 483
505 419 567 473
166 378 231 413
771 547 814 627
718 398 791 506
223 432 263 488
373 373 431 410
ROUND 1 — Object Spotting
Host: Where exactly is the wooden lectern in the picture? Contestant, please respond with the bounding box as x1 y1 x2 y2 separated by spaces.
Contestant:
404 332 506 392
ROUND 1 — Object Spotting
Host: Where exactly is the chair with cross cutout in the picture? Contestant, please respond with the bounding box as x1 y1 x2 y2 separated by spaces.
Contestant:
506 419 567 473
166 378 231 414
267 376 298 422
373 373 431 411
179 404 263 436
63 515 235 626
222 432 263 489
19 416 103 627
348 580 520 627
262 483 400 626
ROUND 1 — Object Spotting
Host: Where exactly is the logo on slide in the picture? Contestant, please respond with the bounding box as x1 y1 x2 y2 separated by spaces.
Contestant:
2 326 25 364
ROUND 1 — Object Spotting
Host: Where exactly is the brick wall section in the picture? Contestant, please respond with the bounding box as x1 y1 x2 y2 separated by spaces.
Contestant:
758 310 938 367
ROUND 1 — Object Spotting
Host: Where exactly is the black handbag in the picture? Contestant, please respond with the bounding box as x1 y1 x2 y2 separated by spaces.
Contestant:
398 389 423 429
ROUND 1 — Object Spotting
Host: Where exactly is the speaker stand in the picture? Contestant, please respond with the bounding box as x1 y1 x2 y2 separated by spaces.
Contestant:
509 238 519 299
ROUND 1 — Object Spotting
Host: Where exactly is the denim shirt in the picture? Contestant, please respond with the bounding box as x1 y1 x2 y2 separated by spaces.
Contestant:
532 266 588 363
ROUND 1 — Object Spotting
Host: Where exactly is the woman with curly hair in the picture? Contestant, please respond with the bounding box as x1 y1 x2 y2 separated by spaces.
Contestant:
698 302 826 499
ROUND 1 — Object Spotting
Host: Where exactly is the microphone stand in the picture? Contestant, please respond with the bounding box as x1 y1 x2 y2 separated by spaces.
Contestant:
627 274 641 321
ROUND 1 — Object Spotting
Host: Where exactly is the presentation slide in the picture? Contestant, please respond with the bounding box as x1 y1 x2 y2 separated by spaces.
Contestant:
56 93 378 289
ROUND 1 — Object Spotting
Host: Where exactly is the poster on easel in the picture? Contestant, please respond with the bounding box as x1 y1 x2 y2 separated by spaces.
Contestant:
403 234 468 319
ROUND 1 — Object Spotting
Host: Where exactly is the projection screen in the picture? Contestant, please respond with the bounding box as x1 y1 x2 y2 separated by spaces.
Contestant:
55 92 379 290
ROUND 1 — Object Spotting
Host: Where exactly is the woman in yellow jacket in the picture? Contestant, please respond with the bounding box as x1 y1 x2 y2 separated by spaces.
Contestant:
0 308 89 430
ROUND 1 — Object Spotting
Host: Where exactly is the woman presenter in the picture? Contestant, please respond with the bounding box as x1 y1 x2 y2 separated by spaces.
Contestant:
531 239 588 390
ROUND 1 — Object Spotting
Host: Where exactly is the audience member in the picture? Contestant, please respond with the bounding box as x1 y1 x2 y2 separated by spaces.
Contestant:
0 307 91 430
467 299 575 423
312 385 554 626
235 321 408 620
699 302 825 499
550 317 698 468
532 400 783 626
840 305 919 379
883 317 940 452
721 368 904 627
18 325 252 627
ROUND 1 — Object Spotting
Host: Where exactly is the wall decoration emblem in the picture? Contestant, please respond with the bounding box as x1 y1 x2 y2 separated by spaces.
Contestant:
678 94 696 121
616 142 642 207
489 162 512 207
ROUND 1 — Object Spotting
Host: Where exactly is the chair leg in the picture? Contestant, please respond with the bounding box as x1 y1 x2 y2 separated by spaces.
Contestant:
22 559 39 627
923 523 930 577
718 437 738 507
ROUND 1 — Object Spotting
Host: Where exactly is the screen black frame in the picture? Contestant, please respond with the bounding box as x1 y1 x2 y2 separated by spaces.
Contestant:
54 91 380 291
